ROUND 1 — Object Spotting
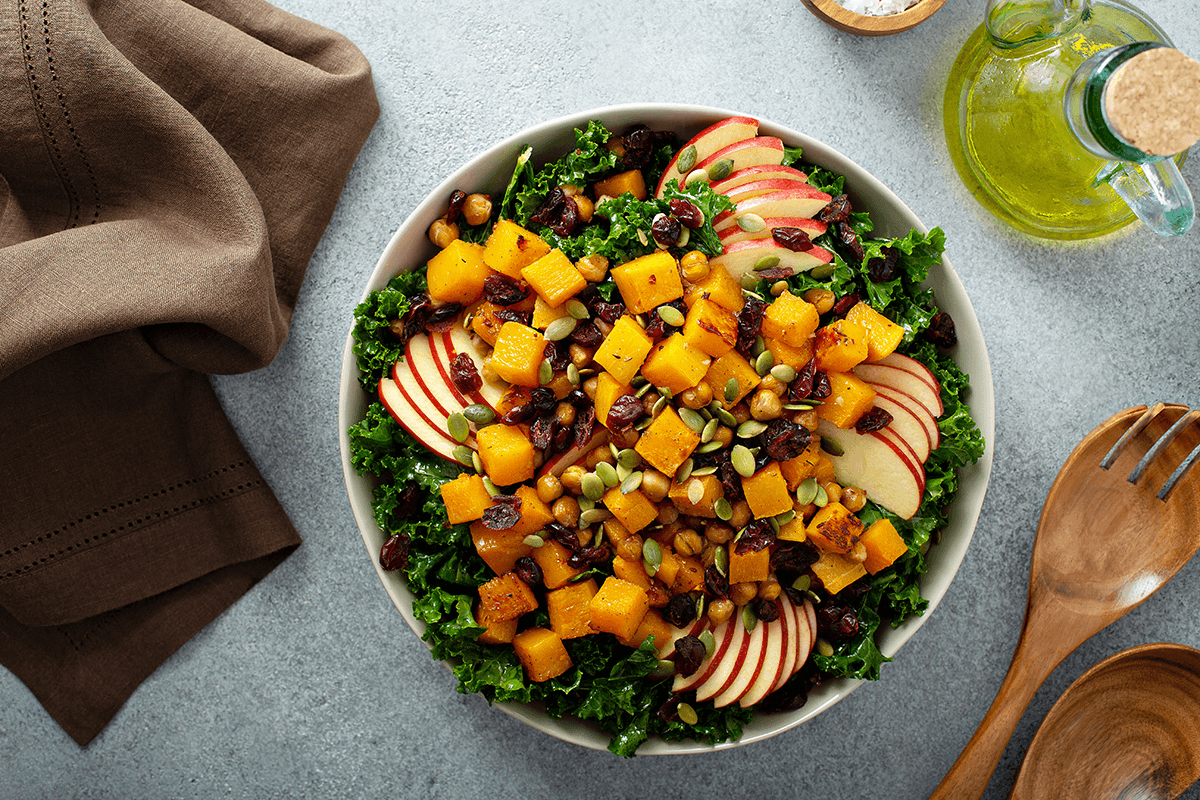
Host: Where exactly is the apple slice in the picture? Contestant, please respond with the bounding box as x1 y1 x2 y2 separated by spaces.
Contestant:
402 335 467 420
538 428 609 478
712 187 834 233
767 594 809 696
871 382 940 453
655 116 759 197
855 363 943 419
709 238 834 283
709 164 809 195
692 137 786 181
741 599 792 708
721 177 816 203
717 216 828 248
714 612 772 708
817 419 926 519
804 598 817 659
660 616 708 660
378 376 459 462
875 352 940 394
673 615 738 693
694 610 751 702
871 392 933 463
433 325 505 411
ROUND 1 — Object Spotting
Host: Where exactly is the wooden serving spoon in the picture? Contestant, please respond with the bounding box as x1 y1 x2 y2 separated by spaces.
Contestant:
1010 642 1200 800
929 404 1200 800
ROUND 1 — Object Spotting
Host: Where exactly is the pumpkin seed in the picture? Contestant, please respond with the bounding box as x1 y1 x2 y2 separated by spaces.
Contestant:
690 464 717 477
820 438 845 457
695 440 725 454
577 496 596 513
595 461 619 488
657 305 686 327
695 594 706 622
675 457 694 484
735 212 766 232
810 263 836 279
452 445 475 468
581 472 606 501
651 394 668 417
616 462 633 482
742 604 759 632
676 144 697 174
699 629 716 658
620 471 643 494
677 702 699 726
472 452 484 474
753 255 781 272
566 363 581 386
686 478 705 505
579 508 612 526
617 448 641 469
707 158 734 182
740 272 761 290
724 377 740 404
774 508 796 526
678 407 706 433
714 497 733 521
523 533 545 548
678 227 690 248
635 415 655 431
684 167 710 187
796 477 819 505
482 477 500 497
565 298 589 320
658 385 674 400
752 334 767 357
714 545 728 576
783 402 817 412
737 420 768 439
642 538 663 576
462 404 494 425
814 483 829 508
767 515 780 534
544 316 578 342
700 417 719 443
731 444 756 477
770 364 797 383
791 574 812 592
447 412 470 443
538 358 554 386
635 381 654 398
754 350 775 376
716 406 738 427
636 228 650 247
816 638 835 658
651 658 675 678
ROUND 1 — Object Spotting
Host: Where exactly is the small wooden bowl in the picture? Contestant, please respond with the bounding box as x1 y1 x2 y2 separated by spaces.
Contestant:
801 0 948 36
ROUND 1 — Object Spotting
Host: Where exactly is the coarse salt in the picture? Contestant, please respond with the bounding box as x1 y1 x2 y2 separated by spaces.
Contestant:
836 0 920 15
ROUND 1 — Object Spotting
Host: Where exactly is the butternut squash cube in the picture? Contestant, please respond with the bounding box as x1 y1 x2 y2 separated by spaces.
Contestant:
703 350 761 409
547 578 599 640
593 169 647 201
531 539 581 589
512 627 573 682
805 501 865 554
780 439 822 489
589 577 650 641
672 553 705 592
532 295 571 330
810 550 868 595
814 452 837 485
776 515 807 543
667 474 725 518
476 423 535 486
477 572 538 624
612 554 652 590
814 319 869 373
470 521 534 576
470 300 505 346
762 291 820 348
440 473 492 524
475 608 518 645
594 371 633 428
483 219 552 279
728 544 771 584
815 371 877 429
427 240 490 305
507 484 555 538
594 315 653 385
861 518 909 574
602 485 659 534
683 262 744 313
521 249 587 308
618 608 673 652
610 251 684 314
845 302 905 362
682 297 738 358
640 333 711 395
766 336 815 372
490 321 547 388
741 462 793 519
653 547 680 587
634 406 701 477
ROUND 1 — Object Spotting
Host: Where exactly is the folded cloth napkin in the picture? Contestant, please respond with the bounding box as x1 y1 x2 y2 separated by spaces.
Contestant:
0 0 379 744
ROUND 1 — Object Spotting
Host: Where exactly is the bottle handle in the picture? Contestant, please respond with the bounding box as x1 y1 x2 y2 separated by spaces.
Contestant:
1099 157 1196 237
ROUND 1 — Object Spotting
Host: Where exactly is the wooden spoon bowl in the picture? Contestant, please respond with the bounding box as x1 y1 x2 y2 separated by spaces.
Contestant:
1011 643 1200 800
801 0 948 36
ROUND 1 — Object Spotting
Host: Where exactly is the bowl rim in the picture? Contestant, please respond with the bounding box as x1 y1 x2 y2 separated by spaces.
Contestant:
338 102 995 755
801 0 949 36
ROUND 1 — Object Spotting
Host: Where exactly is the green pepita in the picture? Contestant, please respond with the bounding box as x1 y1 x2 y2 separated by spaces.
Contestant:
447 412 470 444
482 477 500 497
677 702 699 726
724 377 740 404
699 629 716 658
581 472 605 501
716 406 738 427
796 477 819 505
707 158 734 182
538 358 554 386
523 533 545 548
657 305 686 327
820 438 845 457
816 638 835 658
577 496 596 513
754 350 775 376
686 478 705 505
736 212 766 233
615 462 632 482
690 465 718 477
565 299 590 320
579 508 612 526
774 509 796 526
753 255 781 272
471 451 484 474
567 363 581 386
731 444 756 477
684 167 709 187
814 483 829 508
714 497 733 521
462 404 495 425
676 144 697 174
651 658 675 678
642 538 663 575
783 402 817 412
809 263 836 280
736 420 768 438
700 417 719 443
791 574 812 592
452 445 475 468
767 515 780 534
752 335 767 358
696 440 725 454
742 604 759 632
651 394 668 417
544 317 578 342
675 457 694 484
595 461 619 488
620 471 643 495
740 272 761 290
714 545 728 576
617 448 641 469
635 381 654 398
770 364 797 383
678 407 706 434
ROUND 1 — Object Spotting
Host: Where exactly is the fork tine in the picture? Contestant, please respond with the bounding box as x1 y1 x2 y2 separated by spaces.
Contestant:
1159 439 1200 501
1128 408 1200 485
1101 403 1165 470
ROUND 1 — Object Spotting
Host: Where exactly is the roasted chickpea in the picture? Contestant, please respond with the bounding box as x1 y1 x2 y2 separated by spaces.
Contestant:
795 501 818 521
536 473 563 504
680 250 710 282
575 254 609 283
554 401 576 428
803 287 836 314
552 496 580 527
730 582 758 607
647 583 671 608
560 465 586 495
582 375 599 399
679 382 713 410
461 193 493 226
673 529 703 557
707 598 735 626
641 391 661 416
479 357 500 385
757 577 782 602
656 503 680 526
758 375 787 396
822 481 843 504
640 470 671 503
729 499 752 530
609 427 640 450
848 540 868 563
750 389 783 420
568 344 593 368
572 194 595 223
616 533 643 562
703 520 735 545
712 425 734 448
585 445 615 469
427 217 459 248
841 485 867 513
730 403 752 425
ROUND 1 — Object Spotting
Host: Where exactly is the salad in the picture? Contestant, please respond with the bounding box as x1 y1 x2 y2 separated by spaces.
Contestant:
347 115 985 756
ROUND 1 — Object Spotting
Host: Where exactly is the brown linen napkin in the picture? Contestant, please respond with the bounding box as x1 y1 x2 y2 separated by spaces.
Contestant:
0 0 379 745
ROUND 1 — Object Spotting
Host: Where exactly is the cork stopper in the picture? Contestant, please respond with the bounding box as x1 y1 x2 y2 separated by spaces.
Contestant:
1105 48 1200 157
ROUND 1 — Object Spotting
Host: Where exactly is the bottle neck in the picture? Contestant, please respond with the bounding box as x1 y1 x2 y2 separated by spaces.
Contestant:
1065 42 1167 163
985 0 1090 48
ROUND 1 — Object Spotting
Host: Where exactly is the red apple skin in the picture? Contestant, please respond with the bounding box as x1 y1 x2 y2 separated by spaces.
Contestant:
730 606 784 708
710 164 809 194
660 616 708 660
378 377 459 462
709 238 833 283
388 360 461 446
717 216 827 247
403 335 461 419
655 116 759 197
871 392 932 462
854 362 943 418
434 326 504 411
694 612 751 702
713 613 771 707
712 187 833 231
876 352 940 393
673 614 738 693
804 598 817 661
692 137 786 178
870 382 940 453
721 177 814 202
817 419 925 520
538 429 609 479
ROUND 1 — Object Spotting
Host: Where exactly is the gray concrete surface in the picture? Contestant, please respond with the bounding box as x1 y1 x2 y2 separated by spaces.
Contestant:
4 1 1200 798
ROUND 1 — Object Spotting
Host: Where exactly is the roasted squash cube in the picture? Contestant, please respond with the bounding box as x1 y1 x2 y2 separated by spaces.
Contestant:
427 239 490 305
814 319 869 373
476 423 535 486
594 371 633 427
780 439 822 489
594 315 654 385
776 515 808 543
683 262 744 313
682 297 738 358
521 249 587 308
652 547 680 587
470 300 505 346
470 521 534 576
483 219 551 279
602 485 659 534
810 550 867 595
640 333 711 395
610 251 684 314
506 484 555 538
845 302 905 362
439 473 492 524
728 544 771 584
547 578 599 640
766 336 815 372
762 290 820 347
477 572 538 624
612 554 652 590
667 474 725 518
634 406 701 477
618 608 672 652
805 501 865 554
671 553 706 592
532 295 571 330
741 462 793 519
815 371 877 429
703 350 761 409
512 627 573 682
589 577 650 641
531 539 581 589
593 169 647 201
490 321 547 388
861 518 909 574
475 611 519 645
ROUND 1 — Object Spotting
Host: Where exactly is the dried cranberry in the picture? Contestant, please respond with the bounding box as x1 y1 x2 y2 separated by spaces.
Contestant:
832 293 860 317
855 406 893 433
565 388 590 407
674 636 706 677
483 273 530 306
763 418 811 462
926 311 958 348
569 320 604 349
756 267 795 283
568 545 610 570
388 482 425 520
816 604 860 642
753 598 780 623
545 522 582 553
651 214 682 248
445 189 467 224
493 306 530 326
591 301 626 324
811 370 832 400
663 594 697 628
717 459 744 502
605 394 644 431
817 194 852 224
551 422 572 454
424 302 462 333
530 387 557 414
835 222 865 264
704 564 729 598
529 414 555 450
655 693 683 723
545 339 571 371
735 295 767 356
499 403 534 425
530 187 566 225
379 532 411 571
450 353 482 394
734 520 775 555
669 198 704 229
772 226 813 252
763 677 808 712
771 541 819 574
572 405 596 449
481 496 522 530
643 312 668 342
866 247 899 283
789 359 816 402
396 294 433 345
513 556 543 587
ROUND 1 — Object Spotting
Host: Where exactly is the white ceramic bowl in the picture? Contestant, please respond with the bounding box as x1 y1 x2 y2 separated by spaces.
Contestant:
338 103 995 754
